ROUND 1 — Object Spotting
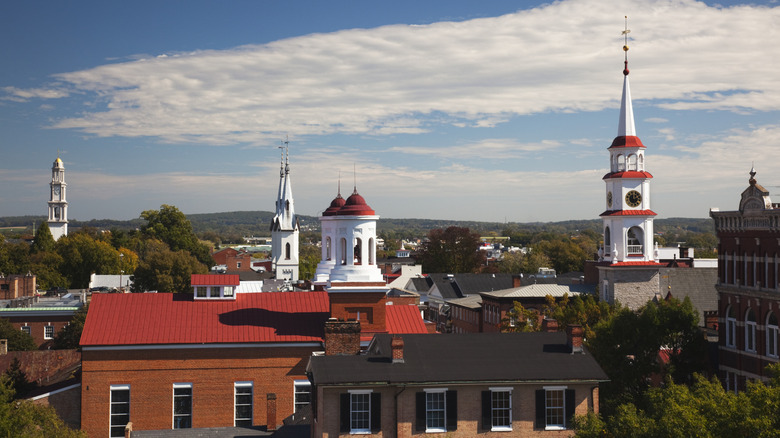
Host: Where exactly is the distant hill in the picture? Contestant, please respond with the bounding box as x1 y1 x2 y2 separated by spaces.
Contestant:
0 212 714 241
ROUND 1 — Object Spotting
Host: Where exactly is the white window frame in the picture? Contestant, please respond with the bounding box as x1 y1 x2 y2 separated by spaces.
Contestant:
223 286 234 297
20 326 31 336
490 387 512 432
424 388 447 433
234 381 253 427
348 389 372 434
44 325 54 340
746 310 757 353
544 386 566 431
294 380 311 414
172 383 192 429
767 313 779 358
725 307 737 349
110 384 131 438
195 286 207 298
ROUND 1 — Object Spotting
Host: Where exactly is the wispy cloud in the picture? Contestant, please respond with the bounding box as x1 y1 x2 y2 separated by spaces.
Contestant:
3 0 777 146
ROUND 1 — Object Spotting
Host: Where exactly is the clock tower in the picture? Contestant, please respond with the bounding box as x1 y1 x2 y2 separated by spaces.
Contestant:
48 155 68 241
600 25 656 264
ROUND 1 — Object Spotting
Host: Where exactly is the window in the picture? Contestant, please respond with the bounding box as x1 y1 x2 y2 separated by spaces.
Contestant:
44 325 54 340
285 242 291 260
326 237 332 260
482 388 512 431
20 326 30 336
767 313 778 358
234 382 253 427
223 286 234 297
340 390 380 434
173 383 192 429
604 227 611 255
746 309 757 353
110 385 130 437
626 227 643 255
536 387 574 431
196 286 207 298
415 389 456 432
294 380 311 413
725 306 736 348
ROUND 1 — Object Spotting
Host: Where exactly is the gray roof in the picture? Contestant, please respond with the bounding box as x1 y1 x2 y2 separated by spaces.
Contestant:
480 283 595 299
659 267 718 325
309 333 608 385
447 294 482 309
408 277 433 293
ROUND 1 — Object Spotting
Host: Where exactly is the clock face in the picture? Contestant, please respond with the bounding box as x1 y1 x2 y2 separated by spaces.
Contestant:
607 191 613 208
625 190 642 207
53 186 60 196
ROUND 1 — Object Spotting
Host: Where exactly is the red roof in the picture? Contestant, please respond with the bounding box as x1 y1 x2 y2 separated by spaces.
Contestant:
609 136 645 148
322 194 346 216
602 171 653 180
80 292 330 347
386 305 428 334
610 261 665 266
600 209 658 217
337 191 376 216
191 274 240 286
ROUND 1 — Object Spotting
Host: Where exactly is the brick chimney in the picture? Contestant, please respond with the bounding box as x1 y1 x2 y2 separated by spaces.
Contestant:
541 318 559 333
512 274 522 288
566 324 584 354
391 336 404 363
324 319 361 356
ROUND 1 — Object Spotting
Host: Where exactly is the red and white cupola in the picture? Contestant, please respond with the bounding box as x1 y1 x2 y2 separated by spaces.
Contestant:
600 35 657 264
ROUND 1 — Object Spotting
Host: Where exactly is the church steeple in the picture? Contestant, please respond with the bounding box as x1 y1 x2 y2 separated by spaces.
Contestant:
270 138 300 282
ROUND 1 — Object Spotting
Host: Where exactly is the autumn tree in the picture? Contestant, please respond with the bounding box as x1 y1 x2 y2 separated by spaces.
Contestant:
131 239 208 293
55 232 121 288
140 205 213 267
495 251 525 274
543 293 615 340
416 226 485 273
501 301 540 332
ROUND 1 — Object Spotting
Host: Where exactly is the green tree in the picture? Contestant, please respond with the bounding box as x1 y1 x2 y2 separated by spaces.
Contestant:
543 293 616 340
0 240 31 276
416 226 485 273
55 232 120 288
3 358 33 398
495 251 525 274
501 301 539 332
534 239 587 274
522 248 551 274
0 319 36 351
132 240 208 293
298 243 320 281
30 222 55 254
587 297 708 415
53 304 88 350
0 375 86 437
28 251 67 291
140 205 213 267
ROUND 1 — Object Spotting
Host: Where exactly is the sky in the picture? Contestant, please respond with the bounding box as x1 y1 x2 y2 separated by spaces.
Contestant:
2 0 780 224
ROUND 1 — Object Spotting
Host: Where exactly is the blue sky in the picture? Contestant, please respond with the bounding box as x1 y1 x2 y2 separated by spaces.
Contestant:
2 0 780 223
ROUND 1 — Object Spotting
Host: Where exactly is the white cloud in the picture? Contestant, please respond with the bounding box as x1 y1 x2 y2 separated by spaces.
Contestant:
3 0 775 146
2 86 70 102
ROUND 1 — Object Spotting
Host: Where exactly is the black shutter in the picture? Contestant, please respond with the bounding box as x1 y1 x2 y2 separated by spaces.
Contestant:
535 389 545 429
481 390 491 432
340 393 350 433
446 390 457 431
371 392 381 433
415 392 425 432
565 389 575 429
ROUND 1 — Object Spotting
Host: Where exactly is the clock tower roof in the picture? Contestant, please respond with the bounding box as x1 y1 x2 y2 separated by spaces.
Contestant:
610 24 644 150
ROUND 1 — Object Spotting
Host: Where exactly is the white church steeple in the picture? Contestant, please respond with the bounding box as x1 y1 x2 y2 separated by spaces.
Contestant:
48 154 68 241
271 139 299 281
600 19 656 264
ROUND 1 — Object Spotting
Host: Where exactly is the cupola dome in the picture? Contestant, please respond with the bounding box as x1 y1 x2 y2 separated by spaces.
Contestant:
322 194 346 216
337 190 376 216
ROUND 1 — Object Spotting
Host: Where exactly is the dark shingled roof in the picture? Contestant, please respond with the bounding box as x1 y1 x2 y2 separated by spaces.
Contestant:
309 333 608 385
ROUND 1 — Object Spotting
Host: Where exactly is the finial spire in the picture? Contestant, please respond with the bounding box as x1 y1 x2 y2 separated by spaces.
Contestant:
284 135 290 175
622 16 631 76
749 164 757 185
353 163 357 194
278 141 284 177
338 171 342 197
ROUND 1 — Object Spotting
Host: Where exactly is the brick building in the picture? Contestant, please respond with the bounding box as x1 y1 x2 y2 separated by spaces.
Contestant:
710 168 780 391
308 329 607 437
212 247 254 272
0 273 36 300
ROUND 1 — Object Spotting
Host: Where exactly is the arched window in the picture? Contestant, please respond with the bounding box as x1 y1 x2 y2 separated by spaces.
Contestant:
354 238 363 265
627 154 637 171
604 227 611 256
326 237 332 261
368 238 375 265
626 227 643 255
340 238 347 265
638 154 644 171
725 306 736 348
617 154 625 171
745 309 757 352
767 313 778 358
285 243 291 260
744 252 748 286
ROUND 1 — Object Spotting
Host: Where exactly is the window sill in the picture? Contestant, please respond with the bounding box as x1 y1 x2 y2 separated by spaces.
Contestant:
491 426 512 432
425 428 447 433
545 425 566 431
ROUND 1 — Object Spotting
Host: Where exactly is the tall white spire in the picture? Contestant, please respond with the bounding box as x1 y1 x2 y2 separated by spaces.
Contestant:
617 17 636 138
271 137 299 282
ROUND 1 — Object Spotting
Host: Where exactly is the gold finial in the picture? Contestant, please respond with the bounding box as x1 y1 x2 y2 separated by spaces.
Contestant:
622 16 631 75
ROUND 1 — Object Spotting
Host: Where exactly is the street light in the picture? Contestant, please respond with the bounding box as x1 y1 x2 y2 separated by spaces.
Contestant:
119 253 124 293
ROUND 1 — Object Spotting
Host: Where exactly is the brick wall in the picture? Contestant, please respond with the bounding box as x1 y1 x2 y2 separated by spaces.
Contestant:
315 383 598 437
328 292 387 332
5 313 74 349
0 275 37 300
0 349 80 385
31 383 81 429
81 345 317 437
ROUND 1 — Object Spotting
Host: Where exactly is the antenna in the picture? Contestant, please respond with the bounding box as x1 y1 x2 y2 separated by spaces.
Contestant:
622 16 631 75
353 163 357 194
338 171 342 197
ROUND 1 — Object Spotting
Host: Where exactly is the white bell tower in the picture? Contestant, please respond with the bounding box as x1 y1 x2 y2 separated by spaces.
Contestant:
271 139 300 281
600 20 656 264
48 155 68 241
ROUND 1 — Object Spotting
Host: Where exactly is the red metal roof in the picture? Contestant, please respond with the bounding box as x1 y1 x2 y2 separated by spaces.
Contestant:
602 171 653 180
600 209 658 217
337 191 376 216
386 305 428 334
80 292 330 347
191 274 240 286
610 261 665 266
609 135 645 148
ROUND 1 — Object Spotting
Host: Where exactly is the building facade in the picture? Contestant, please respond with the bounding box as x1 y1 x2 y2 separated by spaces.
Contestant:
271 141 300 281
48 156 68 241
711 169 780 391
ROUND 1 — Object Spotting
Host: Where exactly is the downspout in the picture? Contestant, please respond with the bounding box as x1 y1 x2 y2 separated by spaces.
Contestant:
395 384 407 436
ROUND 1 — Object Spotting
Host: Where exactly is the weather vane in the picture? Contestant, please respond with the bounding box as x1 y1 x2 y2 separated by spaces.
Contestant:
622 16 631 75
